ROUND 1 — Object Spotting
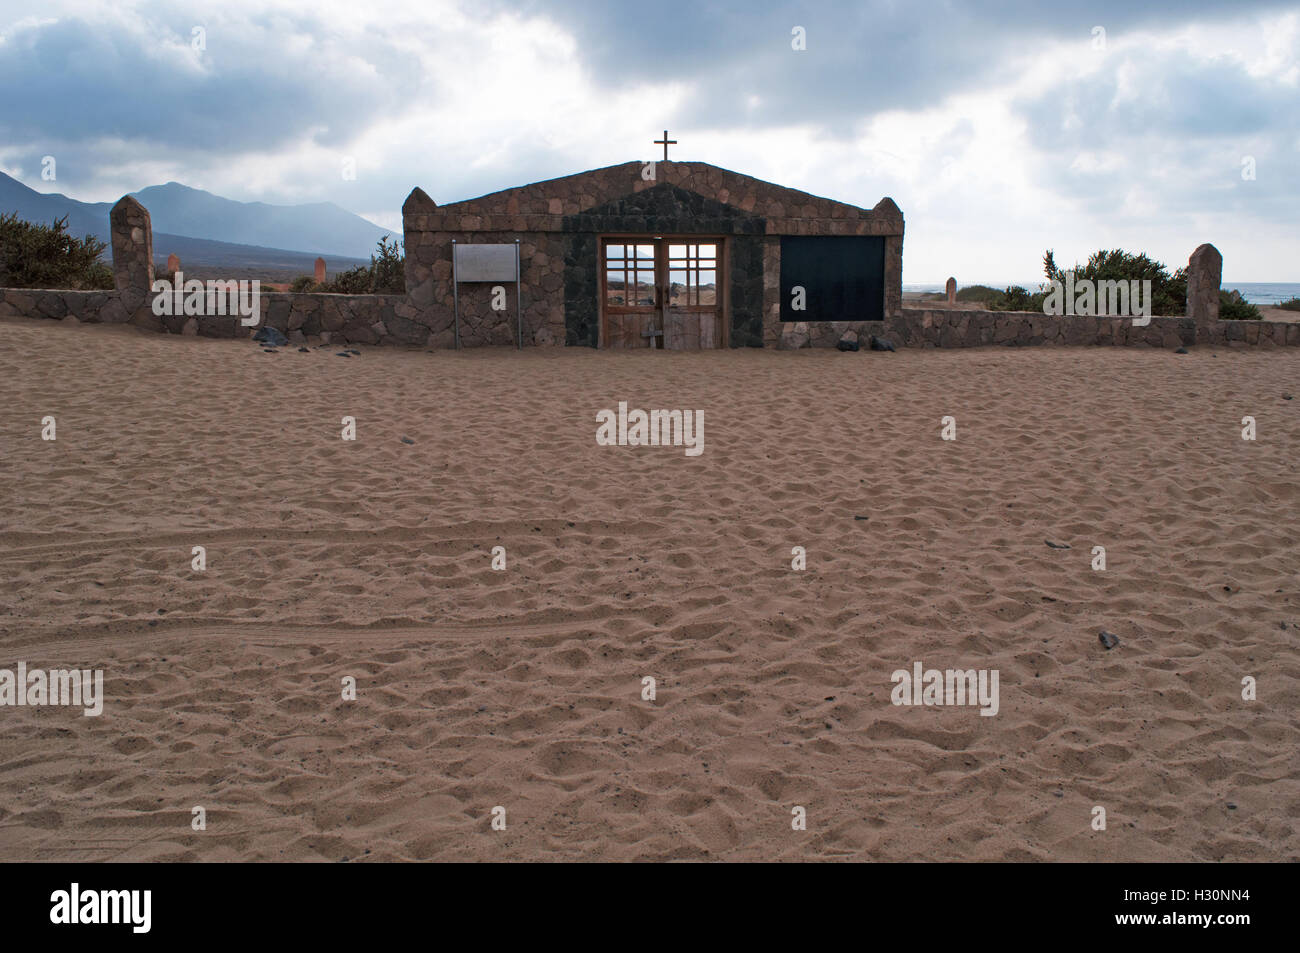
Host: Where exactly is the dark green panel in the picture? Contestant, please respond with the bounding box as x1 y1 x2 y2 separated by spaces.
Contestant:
780 236 885 322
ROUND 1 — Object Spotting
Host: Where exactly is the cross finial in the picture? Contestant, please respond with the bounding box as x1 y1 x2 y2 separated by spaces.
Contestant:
653 129 677 161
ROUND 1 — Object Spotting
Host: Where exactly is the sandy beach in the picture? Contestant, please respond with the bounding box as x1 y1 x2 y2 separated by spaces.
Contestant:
1 316 1296 862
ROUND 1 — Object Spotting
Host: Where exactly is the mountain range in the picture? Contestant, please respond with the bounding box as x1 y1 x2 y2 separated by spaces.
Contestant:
0 172 392 269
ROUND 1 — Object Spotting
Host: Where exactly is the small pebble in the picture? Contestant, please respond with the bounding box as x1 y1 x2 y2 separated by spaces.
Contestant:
336 352 350 357
1045 540 1070 549
400 436 414 445
1174 347 1188 354
1099 631 1120 650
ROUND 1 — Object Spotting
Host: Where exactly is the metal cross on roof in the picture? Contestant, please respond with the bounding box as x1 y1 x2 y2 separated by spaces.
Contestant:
653 129 677 161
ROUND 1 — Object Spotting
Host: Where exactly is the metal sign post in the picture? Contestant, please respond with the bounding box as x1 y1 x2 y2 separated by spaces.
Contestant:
451 239 460 350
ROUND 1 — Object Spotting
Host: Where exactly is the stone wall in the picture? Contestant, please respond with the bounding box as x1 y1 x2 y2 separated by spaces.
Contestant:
10 285 1291 350
186 292 412 345
0 287 413 346
0 289 118 323
779 309 1300 349
2 185 1295 351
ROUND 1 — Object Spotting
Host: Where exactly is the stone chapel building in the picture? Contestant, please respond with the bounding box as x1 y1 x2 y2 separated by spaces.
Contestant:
401 160 905 349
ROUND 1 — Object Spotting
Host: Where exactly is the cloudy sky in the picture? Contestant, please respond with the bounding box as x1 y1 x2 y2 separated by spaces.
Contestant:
2 0 1296 282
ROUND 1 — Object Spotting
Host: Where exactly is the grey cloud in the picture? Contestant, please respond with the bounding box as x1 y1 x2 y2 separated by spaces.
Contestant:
497 0 1295 131
1013 50 1300 223
0 14 422 160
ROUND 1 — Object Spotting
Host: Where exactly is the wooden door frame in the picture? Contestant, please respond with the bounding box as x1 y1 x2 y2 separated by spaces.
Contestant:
598 235 726 349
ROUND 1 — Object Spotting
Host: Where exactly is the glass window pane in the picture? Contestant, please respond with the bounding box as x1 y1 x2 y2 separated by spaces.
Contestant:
607 270 626 304
668 270 687 305
698 270 716 304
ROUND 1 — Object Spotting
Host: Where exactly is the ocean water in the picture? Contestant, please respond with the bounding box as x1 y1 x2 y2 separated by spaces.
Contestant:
904 282 1300 306
1225 283 1300 305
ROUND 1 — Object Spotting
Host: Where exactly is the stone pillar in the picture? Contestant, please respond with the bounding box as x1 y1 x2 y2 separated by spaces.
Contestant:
945 276 956 304
166 253 180 274
314 257 327 284
111 196 153 295
873 197 904 317
110 195 154 325
761 237 781 347
402 187 438 303
1187 243 1222 322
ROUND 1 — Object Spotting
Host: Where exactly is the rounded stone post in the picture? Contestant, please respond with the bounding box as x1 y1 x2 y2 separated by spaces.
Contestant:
945 276 957 304
872 197 904 318
1187 243 1222 323
402 187 438 303
110 196 153 298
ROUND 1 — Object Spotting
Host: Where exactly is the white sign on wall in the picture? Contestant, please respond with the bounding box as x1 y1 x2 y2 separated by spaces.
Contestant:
454 243 518 282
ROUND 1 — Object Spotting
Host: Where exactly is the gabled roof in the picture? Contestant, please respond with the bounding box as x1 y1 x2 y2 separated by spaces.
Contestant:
403 161 902 236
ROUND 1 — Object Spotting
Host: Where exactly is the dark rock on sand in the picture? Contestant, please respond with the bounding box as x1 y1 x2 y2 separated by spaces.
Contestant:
1098 631 1120 650
253 326 288 347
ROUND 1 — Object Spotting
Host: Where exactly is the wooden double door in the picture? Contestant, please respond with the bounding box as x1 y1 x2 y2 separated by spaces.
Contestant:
601 237 724 349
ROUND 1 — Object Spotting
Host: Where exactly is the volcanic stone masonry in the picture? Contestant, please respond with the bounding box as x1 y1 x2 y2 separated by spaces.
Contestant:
0 165 1295 349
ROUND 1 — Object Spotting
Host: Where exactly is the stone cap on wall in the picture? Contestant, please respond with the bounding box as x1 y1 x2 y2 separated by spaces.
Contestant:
404 161 904 237
402 187 438 214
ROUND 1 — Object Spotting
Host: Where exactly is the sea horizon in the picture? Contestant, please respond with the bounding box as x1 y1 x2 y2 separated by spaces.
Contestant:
905 281 1300 305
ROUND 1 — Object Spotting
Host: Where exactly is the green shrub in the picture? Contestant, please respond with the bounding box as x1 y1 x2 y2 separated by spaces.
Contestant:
328 265 374 295
369 235 405 294
1219 289 1261 320
953 284 1003 305
288 236 405 295
0 213 114 290
1276 297 1300 312
1041 248 1186 316
991 285 1049 312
